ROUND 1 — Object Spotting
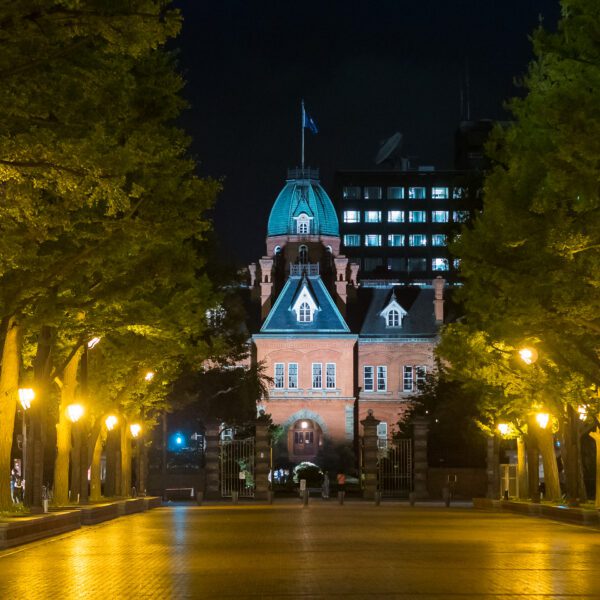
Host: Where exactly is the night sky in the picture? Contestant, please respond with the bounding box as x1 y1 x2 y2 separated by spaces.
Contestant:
174 1 560 263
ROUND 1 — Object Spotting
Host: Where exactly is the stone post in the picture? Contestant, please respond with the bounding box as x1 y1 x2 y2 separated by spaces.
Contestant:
204 420 220 500
486 435 500 499
360 410 380 500
254 416 270 501
413 416 429 499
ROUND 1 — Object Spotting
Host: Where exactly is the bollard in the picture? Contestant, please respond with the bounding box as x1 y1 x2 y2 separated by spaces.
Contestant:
196 491 203 506
267 490 274 505
503 490 509 501
374 491 381 506
302 489 309 507
338 491 345 505
409 492 416 507
232 491 239 505
442 487 451 507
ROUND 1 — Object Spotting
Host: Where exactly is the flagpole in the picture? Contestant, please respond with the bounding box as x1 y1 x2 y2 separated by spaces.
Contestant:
301 99 305 170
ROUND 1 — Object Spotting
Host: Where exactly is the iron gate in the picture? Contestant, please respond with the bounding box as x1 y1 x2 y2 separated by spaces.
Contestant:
219 438 255 498
378 438 413 497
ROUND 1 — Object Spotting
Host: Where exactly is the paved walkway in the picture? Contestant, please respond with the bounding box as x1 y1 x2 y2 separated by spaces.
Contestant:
1 501 600 599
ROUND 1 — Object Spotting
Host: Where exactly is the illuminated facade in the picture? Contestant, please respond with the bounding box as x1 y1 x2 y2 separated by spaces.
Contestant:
248 168 443 465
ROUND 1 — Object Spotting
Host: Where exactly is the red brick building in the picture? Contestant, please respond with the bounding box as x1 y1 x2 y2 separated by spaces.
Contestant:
248 168 444 466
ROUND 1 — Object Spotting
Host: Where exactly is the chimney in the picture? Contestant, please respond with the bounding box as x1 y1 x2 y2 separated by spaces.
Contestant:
248 263 257 288
433 276 445 323
259 257 274 318
334 255 349 312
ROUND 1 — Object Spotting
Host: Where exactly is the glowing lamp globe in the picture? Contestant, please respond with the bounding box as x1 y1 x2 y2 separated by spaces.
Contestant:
497 423 510 436
130 423 142 438
18 388 35 410
518 347 538 365
536 412 550 429
105 415 118 431
67 403 84 423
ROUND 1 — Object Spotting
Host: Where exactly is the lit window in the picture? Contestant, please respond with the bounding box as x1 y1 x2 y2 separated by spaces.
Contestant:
365 211 382 223
387 187 404 200
453 210 470 223
452 187 465 199
431 234 447 246
364 366 374 392
365 234 382 247
288 363 298 389
432 258 449 271
408 187 426 199
326 363 336 389
377 422 388 439
432 187 448 199
409 234 427 246
403 366 413 392
387 210 404 223
274 363 284 389
431 211 449 223
409 211 426 223
312 363 322 388
387 309 400 327
343 210 360 223
343 186 361 200
343 234 360 247
296 213 311 234
453 258 461 269
408 258 427 271
298 301 312 321
377 366 387 391
364 186 382 200
387 234 404 247
416 366 427 387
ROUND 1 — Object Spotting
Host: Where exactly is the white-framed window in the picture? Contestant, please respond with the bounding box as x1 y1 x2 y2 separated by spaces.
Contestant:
365 210 382 223
408 187 426 199
387 187 404 199
453 210 470 223
452 187 465 199
387 309 400 327
296 213 311 234
288 363 298 389
365 234 382 247
431 234 447 247
432 187 448 199
403 366 413 392
377 421 388 439
364 186 382 200
326 363 336 389
432 258 449 271
388 234 404 247
377 366 387 391
387 210 404 223
416 365 427 387
343 186 361 200
409 210 427 223
363 366 374 392
274 363 285 389
343 234 360 247
312 363 322 389
409 234 427 246
343 210 360 223
299 301 312 322
431 210 449 223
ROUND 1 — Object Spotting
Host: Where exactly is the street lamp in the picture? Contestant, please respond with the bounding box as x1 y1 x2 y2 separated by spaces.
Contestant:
144 371 155 382
18 388 35 410
130 423 142 438
535 412 550 429
17 388 35 495
497 423 511 437
67 404 85 503
105 415 118 431
518 347 538 365
67 403 84 423
87 337 101 349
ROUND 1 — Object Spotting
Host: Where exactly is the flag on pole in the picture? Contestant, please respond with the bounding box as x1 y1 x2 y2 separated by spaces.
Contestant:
302 105 319 134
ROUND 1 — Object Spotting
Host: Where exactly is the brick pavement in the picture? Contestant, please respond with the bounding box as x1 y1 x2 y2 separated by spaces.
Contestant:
1 500 600 599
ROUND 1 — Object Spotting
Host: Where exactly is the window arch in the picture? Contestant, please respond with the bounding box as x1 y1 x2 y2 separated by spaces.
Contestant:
299 302 312 322
297 213 310 235
387 309 400 327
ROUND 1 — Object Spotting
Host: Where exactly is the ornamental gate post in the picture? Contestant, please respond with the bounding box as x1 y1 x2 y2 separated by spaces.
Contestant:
254 415 270 501
204 420 220 499
412 416 429 499
361 410 380 500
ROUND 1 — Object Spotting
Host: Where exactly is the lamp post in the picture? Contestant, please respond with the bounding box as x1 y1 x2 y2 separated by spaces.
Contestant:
67 403 84 503
130 423 142 496
18 388 35 500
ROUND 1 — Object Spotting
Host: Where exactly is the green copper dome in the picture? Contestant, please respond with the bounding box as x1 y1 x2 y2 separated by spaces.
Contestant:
267 168 339 238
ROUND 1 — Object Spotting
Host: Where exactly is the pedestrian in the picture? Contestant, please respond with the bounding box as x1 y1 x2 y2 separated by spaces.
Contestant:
14 475 23 503
336 472 346 494
322 473 330 499
10 469 16 503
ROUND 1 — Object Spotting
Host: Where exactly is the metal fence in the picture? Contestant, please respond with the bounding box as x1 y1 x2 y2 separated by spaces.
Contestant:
378 438 413 497
219 438 255 498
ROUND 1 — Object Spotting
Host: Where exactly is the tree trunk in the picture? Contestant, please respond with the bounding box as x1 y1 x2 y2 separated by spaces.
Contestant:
562 406 581 505
535 423 561 501
70 424 81 501
590 428 600 509
120 421 132 497
0 318 21 511
516 436 528 499
139 436 148 494
105 428 118 497
53 348 81 506
526 432 540 501
89 426 104 502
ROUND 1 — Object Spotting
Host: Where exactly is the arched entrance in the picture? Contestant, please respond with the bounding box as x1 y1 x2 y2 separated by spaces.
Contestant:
288 419 323 460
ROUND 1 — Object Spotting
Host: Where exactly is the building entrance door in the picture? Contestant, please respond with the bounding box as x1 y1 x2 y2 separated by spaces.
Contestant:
289 419 322 459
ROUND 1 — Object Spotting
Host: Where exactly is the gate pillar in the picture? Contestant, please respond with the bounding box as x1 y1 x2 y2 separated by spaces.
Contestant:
205 420 220 500
255 415 270 501
413 416 429 499
361 410 380 500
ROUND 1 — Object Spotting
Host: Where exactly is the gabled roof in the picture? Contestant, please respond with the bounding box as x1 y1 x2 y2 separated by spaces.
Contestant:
358 286 438 339
259 275 350 334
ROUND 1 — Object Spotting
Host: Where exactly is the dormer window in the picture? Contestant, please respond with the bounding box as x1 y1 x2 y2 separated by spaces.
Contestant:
299 302 312 322
387 309 400 327
294 212 312 235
